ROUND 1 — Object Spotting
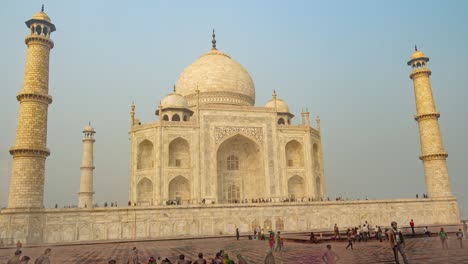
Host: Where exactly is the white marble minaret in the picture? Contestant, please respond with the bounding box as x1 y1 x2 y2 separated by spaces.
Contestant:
78 123 96 208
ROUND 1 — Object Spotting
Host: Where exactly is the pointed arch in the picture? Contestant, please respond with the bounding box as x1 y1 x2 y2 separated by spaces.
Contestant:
172 114 180 121
285 140 304 167
137 177 153 205
168 137 190 168
217 134 265 203
137 140 154 169
288 175 305 199
313 143 320 171
169 176 191 204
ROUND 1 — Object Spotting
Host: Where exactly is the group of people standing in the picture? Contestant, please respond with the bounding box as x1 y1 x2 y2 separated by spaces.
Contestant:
7 247 51 264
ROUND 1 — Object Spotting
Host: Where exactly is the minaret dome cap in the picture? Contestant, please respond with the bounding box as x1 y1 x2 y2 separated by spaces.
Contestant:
83 124 95 133
31 11 52 23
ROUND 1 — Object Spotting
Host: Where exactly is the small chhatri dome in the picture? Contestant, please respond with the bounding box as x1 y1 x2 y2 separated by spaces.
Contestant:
175 31 255 106
264 97 290 113
161 91 189 109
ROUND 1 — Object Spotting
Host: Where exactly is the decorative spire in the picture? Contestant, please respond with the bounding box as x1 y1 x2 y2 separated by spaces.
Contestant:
41 4 44 12
415 45 418 51
212 29 217 49
173 84 176 93
272 90 277 98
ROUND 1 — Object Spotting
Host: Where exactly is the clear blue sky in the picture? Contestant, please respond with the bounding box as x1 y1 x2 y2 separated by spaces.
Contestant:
1 1 467 218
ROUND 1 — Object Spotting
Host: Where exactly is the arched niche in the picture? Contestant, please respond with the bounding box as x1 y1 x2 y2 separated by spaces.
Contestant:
288 175 305 199
285 140 304 167
168 176 191 204
137 140 154 169
168 137 190 168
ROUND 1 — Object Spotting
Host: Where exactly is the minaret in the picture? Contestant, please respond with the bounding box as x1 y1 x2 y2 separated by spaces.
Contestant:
78 123 96 208
407 46 452 198
7 6 56 209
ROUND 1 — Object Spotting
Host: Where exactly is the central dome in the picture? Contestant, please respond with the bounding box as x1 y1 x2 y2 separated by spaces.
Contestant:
175 48 255 106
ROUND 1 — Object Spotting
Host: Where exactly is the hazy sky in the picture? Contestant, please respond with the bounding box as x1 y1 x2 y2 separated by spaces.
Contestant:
1 1 467 218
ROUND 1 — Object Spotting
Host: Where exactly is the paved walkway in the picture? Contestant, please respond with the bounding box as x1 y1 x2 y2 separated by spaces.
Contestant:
0 236 466 263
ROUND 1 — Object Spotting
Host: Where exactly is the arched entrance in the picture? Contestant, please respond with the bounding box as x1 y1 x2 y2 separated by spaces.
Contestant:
217 134 265 203
137 177 153 205
168 176 190 204
288 175 305 200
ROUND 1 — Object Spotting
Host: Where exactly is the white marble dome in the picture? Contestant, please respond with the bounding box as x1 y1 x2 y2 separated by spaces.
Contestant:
175 48 255 106
265 98 290 113
161 92 189 109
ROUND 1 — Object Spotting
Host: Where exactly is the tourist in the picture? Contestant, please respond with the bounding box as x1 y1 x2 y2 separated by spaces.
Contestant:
333 224 340 240
388 221 408 264
345 228 353 250
268 231 276 250
258 228 262 240
108 260 117 264
236 254 248 264
275 231 282 252
409 219 415 235
16 240 22 250
254 228 257 240
321 244 340 264
34 248 52 264
464 221 468 239
362 224 369 242
7 250 22 264
193 253 207 264
222 253 234 264
310 232 317 243
356 226 361 242
127 247 140 264
19 256 30 264
236 228 240 240
147 256 157 264
377 226 383 242
456 228 464 248
211 252 222 264
264 251 275 264
438 227 448 249
424 226 431 237
177 254 191 264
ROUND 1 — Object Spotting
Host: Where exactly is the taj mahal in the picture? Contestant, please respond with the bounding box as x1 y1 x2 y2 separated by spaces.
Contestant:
0 8 460 245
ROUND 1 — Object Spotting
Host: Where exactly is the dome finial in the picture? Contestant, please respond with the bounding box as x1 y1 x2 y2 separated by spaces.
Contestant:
212 29 217 49
173 84 176 92
41 4 44 12
415 45 418 51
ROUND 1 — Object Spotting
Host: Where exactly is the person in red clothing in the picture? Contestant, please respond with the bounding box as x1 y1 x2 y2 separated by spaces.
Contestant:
409 219 415 235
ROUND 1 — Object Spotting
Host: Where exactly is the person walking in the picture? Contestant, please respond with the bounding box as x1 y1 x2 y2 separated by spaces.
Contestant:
464 221 468 240
16 240 22 250
275 231 282 252
333 224 340 240
8 250 22 264
268 231 276 251
321 244 340 264
377 226 383 242
388 221 408 264
438 227 448 249
345 229 353 250
34 248 52 264
127 247 140 264
409 219 415 235
236 228 240 240
456 228 464 248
